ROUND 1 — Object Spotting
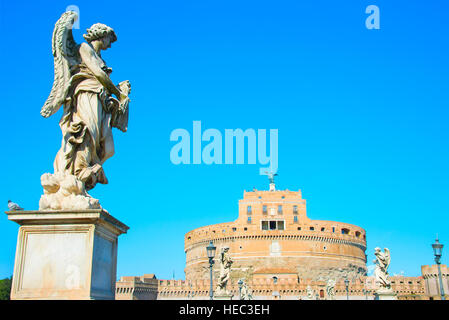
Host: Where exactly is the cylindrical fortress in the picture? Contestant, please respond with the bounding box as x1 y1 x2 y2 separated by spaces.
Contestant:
185 187 367 283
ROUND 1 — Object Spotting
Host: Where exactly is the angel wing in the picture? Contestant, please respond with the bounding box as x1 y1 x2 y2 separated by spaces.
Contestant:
384 248 391 270
41 11 81 118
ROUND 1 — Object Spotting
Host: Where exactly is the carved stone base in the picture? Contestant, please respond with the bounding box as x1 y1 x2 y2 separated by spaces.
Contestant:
214 293 234 300
39 173 101 210
374 289 397 300
6 209 128 300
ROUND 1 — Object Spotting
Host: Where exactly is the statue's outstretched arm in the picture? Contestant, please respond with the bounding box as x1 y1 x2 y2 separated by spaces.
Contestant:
79 43 122 99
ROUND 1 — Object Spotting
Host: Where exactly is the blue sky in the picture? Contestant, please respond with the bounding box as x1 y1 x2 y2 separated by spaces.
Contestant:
0 0 448 279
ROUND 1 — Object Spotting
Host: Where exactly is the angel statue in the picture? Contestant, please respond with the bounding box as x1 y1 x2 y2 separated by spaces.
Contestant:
326 279 336 300
215 247 233 296
39 11 131 210
239 279 253 300
306 285 315 300
373 247 392 292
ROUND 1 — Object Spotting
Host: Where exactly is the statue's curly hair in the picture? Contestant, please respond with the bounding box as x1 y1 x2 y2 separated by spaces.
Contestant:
83 23 117 43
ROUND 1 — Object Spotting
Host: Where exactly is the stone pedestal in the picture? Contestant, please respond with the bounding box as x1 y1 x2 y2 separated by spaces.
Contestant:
214 293 234 300
6 209 129 300
374 289 397 300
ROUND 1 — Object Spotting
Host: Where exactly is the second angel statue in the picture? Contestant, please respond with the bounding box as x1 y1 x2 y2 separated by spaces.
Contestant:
39 11 131 210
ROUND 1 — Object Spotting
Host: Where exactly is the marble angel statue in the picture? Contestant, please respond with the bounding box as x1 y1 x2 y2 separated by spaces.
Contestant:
306 285 315 300
373 247 392 292
39 11 131 210
215 247 233 296
239 279 253 300
326 279 336 300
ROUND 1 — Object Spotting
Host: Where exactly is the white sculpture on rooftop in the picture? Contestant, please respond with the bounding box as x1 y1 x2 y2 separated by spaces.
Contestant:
240 279 253 300
306 285 315 300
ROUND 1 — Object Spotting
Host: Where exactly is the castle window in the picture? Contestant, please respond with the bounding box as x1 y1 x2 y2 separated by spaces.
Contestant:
321 227 325 232
341 228 350 235
310 227 315 231
332 227 335 233
277 221 285 230
262 220 285 231
232 227 237 232
355 231 361 238
273 276 278 284
297 227 301 231
294 216 298 223
247 206 252 214
262 221 269 230
282 196 285 199
247 216 252 223
263 205 267 214
293 205 298 214
278 205 283 214
244 227 248 231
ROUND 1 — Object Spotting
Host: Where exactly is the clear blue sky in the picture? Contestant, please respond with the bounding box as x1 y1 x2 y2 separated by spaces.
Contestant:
0 0 448 279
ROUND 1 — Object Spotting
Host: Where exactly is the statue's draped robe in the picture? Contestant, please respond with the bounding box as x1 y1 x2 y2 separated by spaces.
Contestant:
217 252 232 293
374 253 390 288
54 60 125 190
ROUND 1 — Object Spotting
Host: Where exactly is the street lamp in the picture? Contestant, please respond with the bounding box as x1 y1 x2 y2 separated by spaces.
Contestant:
432 236 445 300
206 241 216 300
344 278 349 300
238 279 244 300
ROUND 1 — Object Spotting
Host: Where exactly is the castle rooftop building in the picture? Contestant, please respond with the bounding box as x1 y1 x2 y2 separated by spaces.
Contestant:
184 178 368 283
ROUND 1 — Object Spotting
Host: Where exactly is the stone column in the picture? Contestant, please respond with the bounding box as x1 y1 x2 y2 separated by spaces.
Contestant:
6 209 129 300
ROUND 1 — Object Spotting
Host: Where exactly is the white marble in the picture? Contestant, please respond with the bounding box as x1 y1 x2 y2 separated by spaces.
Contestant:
39 11 131 210
7 209 128 300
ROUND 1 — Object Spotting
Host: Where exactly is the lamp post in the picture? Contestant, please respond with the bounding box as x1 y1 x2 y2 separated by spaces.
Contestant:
432 237 445 300
238 279 244 300
344 278 349 300
206 241 216 300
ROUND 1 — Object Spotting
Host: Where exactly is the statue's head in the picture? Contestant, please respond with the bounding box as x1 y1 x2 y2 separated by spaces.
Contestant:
83 23 117 50
221 246 229 253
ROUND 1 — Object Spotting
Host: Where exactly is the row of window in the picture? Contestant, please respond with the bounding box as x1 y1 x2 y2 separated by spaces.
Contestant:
247 205 299 215
245 218 363 237
261 220 285 231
